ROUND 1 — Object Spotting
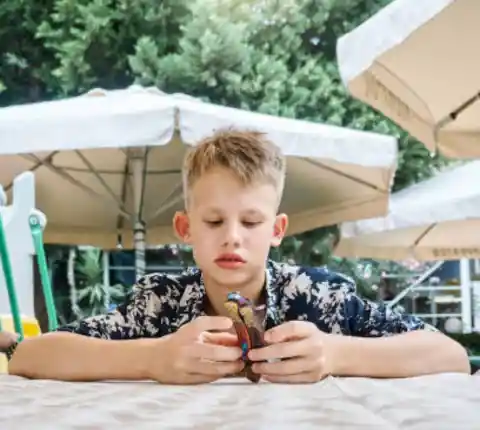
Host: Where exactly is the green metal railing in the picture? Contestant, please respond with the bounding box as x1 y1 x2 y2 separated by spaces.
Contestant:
29 211 58 332
0 186 58 339
0 202 24 340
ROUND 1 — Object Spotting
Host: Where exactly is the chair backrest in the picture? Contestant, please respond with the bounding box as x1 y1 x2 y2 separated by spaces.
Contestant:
0 172 40 372
0 172 36 319
0 171 57 339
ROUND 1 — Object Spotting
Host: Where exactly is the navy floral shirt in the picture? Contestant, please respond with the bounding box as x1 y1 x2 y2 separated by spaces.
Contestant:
56 260 434 339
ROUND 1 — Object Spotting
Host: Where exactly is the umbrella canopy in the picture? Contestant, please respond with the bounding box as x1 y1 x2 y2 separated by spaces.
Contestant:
0 86 398 274
337 0 480 159
335 160 480 261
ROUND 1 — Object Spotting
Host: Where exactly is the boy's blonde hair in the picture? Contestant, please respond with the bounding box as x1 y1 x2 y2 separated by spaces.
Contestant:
182 128 286 207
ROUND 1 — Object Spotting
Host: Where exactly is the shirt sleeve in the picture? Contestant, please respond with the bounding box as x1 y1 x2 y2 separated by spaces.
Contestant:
56 274 173 340
298 267 438 337
340 292 438 337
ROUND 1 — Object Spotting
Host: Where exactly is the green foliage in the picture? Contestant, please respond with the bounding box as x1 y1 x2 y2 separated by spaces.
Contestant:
0 1 54 104
69 248 126 320
0 0 189 103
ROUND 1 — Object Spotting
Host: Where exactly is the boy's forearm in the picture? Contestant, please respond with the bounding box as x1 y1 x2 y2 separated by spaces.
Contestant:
8 332 155 382
330 330 470 378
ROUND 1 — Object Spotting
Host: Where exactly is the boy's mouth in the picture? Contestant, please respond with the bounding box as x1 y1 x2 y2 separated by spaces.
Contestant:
215 253 246 269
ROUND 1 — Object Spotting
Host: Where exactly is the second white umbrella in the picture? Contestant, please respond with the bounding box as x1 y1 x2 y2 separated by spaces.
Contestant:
337 0 480 159
336 160 480 261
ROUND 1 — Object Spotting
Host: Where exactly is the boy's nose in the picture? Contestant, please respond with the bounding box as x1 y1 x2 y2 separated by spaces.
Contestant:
223 224 242 246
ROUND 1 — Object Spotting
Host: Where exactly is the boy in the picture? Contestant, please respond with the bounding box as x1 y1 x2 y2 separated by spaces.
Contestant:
8 129 469 383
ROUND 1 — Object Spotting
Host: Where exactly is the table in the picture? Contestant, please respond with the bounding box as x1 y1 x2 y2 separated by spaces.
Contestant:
1 373 479 429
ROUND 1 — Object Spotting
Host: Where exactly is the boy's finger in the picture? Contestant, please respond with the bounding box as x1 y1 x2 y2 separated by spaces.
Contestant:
189 341 243 362
264 321 317 343
203 332 239 347
248 338 312 362
185 316 233 338
252 355 322 376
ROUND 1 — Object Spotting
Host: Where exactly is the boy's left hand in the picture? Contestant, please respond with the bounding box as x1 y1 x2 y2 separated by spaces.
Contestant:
247 321 333 383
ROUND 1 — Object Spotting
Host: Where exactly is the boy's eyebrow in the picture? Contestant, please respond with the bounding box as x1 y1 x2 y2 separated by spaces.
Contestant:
242 209 265 216
201 207 224 215
201 208 265 216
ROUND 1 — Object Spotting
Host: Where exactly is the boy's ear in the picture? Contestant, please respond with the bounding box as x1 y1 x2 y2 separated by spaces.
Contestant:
271 213 288 247
173 211 191 243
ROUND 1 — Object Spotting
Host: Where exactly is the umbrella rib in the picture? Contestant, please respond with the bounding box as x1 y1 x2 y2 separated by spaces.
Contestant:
5 151 59 192
303 158 386 191
412 223 437 249
74 150 128 214
144 181 184 224
435 92 480 130
22 153 131 221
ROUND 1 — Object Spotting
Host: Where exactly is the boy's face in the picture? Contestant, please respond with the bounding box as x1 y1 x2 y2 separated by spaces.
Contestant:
174 167 288 292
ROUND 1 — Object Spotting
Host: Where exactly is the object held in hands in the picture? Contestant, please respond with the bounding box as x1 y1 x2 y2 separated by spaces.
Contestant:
224 292 265 383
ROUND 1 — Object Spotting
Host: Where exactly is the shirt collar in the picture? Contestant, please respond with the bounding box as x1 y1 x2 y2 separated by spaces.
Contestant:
172 260 284 331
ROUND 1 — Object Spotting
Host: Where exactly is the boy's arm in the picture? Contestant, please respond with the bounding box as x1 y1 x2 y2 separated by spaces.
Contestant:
329 292 470 377
8 331 156 381
8 274 173 381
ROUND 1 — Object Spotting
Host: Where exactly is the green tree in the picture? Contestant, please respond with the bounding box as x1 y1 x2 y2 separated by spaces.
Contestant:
0 0 189 104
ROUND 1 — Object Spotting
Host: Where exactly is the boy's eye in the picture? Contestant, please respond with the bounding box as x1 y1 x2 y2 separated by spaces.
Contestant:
204 220 261 228
205 220 222 227
242 221 261 228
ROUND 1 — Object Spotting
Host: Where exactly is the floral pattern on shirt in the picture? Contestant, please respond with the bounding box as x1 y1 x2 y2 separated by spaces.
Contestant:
57 260 436 339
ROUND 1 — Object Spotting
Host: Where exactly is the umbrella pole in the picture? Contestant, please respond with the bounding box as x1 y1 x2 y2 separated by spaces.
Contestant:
134 221 146 279
131 156 146 279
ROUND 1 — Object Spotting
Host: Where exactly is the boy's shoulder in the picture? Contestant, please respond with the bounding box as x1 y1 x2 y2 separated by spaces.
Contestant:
132 267 203 298
268 260 357 294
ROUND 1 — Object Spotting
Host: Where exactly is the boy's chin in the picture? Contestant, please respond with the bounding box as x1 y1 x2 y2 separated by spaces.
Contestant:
209 268 255 290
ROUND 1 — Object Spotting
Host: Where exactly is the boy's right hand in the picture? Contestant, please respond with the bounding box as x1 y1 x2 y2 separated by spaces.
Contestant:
144 316 245 384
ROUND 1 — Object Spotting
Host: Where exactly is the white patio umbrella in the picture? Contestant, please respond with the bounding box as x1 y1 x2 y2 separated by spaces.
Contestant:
336 0 480 159
0 86 398 276
335 160 480 261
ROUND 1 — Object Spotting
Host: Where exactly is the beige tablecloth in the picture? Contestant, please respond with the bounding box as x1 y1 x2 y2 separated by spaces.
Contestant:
1 373 478 429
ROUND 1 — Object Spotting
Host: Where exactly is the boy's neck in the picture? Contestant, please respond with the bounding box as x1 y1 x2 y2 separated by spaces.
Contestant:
202 274 267 317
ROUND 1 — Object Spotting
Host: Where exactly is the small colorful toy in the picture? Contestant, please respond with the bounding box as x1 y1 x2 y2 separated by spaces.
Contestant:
224 291 265 383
